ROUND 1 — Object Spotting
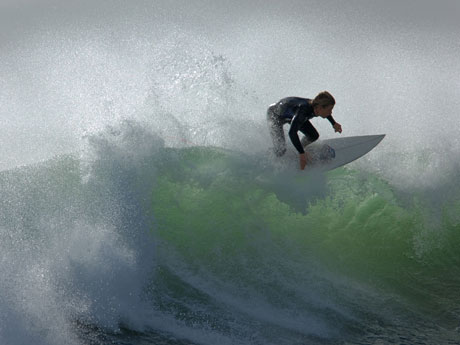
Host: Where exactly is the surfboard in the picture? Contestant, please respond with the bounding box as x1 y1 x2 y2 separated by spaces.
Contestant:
303 134 385 171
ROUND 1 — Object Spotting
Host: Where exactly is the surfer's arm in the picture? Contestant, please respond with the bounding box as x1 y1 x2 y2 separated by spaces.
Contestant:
326 115 336 126
288 113 305 154
327 115 342 133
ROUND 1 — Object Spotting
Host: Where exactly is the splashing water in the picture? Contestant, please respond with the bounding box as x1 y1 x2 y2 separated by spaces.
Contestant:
1 1 460 344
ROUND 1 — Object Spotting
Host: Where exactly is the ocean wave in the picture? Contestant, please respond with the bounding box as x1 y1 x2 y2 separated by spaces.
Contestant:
1 122 459 344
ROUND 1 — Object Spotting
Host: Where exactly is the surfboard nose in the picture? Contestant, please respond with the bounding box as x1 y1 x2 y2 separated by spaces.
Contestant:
305 134 386 171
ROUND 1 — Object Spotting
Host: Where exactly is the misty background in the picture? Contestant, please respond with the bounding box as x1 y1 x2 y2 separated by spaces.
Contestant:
1 0 459 187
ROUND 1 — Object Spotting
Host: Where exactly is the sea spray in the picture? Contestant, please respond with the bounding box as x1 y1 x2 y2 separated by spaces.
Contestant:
1 1 460 344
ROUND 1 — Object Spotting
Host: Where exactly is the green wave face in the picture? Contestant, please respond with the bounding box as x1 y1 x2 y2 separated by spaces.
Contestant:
2 145 460 344
151 147 460 328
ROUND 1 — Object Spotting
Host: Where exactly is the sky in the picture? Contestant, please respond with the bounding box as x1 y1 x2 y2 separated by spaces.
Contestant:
0 0 459 173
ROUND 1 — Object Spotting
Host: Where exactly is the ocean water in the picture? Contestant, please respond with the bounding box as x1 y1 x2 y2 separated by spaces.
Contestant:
1 1 460 344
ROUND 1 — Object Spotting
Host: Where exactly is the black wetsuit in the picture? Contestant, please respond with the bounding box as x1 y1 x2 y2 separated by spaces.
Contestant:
267 97 336 156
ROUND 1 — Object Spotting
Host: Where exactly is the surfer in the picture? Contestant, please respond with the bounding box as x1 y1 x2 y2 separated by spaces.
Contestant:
267 91 342 170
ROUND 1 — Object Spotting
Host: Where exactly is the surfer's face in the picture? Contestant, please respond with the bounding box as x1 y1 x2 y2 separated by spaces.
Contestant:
315 104 334 118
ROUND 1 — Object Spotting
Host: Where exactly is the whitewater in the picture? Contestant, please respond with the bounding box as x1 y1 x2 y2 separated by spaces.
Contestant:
1 1 460 344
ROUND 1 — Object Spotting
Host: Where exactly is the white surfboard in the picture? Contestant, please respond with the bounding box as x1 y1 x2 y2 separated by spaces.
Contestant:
303 134 385 171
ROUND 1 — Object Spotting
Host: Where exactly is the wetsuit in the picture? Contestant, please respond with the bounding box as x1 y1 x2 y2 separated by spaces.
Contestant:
266 97 336 156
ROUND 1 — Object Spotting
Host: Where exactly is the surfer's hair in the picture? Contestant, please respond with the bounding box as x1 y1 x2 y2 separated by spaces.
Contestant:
311 91 335 108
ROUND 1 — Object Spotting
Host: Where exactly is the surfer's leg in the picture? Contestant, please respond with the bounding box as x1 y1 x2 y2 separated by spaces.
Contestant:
267 105 286 156
299 120 319 147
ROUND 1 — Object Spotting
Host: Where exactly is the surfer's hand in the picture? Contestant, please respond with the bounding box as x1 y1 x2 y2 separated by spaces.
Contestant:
333 123 342 133
299 153 307 170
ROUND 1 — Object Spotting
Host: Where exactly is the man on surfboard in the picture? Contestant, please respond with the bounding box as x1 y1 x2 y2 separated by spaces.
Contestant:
267 91 342 170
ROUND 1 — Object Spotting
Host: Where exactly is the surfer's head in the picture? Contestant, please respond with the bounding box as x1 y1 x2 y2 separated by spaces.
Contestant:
312 91 335 118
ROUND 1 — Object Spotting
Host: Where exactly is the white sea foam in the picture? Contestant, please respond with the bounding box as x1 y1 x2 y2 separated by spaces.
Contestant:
1 1 459 344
